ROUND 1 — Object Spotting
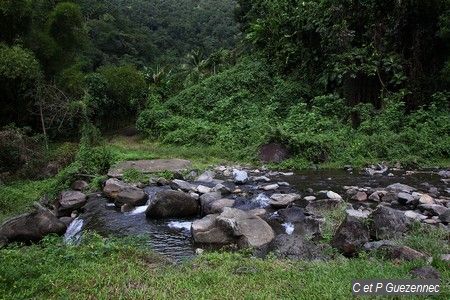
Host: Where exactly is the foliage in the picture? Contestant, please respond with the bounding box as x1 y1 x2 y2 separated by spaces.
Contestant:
86 64 147 128
0 126 47 180
122 169 148 184
138 57 450 167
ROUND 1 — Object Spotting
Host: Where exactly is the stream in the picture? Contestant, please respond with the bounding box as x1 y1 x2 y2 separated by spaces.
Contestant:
65 168 449 262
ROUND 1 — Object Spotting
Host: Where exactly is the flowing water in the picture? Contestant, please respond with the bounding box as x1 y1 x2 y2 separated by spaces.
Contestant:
68 169 448 261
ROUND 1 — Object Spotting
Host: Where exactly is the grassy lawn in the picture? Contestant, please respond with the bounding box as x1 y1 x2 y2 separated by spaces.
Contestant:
0 233 448 300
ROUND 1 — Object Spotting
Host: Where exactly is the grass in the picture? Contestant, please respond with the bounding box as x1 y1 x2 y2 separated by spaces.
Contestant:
0 233 448 300
107 135 245 170
0 178 58 223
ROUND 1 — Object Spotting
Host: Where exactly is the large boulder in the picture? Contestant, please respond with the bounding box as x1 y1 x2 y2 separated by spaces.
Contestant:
192 208 274 248
216 208 275 248
208 198 235 214
199 192 223 215
191 214 234 244
370 206 410 240
146 190 199 218
103 178 129 198
108 159 191 178
331 214 370 256
114 187 147 208
103 178 147 208
57 191 87 216
0 208 66 245
259 143 289 163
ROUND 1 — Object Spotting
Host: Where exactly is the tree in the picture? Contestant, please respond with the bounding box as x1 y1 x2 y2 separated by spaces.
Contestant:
0 0 32 43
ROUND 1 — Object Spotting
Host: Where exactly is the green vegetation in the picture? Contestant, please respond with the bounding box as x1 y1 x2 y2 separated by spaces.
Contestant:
0 232 448 299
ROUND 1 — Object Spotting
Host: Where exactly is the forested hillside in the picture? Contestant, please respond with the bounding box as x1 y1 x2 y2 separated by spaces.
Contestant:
1 0 449 180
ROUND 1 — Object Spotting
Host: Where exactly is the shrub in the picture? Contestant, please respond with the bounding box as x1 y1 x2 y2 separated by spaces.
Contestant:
0 126 47 179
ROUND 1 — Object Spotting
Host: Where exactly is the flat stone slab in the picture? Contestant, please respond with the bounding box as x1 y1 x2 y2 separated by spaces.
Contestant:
108 159 192 178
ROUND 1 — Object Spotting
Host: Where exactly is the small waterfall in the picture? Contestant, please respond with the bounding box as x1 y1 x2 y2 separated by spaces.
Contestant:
167 221 192 232
126 205 149 215
282 222 295 235
64 217 84 245
254 193 270 207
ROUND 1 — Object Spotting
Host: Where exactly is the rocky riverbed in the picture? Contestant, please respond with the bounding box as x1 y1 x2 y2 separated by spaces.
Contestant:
1 162 449 265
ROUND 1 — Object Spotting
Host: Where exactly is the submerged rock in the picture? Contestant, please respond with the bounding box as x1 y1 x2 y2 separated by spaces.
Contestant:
146 190 199 218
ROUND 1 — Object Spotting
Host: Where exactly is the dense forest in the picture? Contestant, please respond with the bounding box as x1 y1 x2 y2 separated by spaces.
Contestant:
2 0 449 182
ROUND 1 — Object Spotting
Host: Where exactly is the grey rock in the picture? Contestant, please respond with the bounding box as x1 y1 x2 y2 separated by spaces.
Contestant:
200 192 223 215
263 183 279 191
371 206 410 240
419 194 434 205
267 234 329 260
352 192 368 202
438 170 450 178
208 198 235 214
217 208 275 248
386 183 416 193
233 169 248 184
58 217 74 227
253 176 271 182
196 171 215 183
331 215 370 256
364 240 397 251
380 245 428 261
410 266 440 279
269 193 301 208
58 191 87 214
418 204 448 216
211 183 231 195
327 191 342 200
397 192 414 205
71 180 89 191
197 185 212 194
0 209 66 245
103 178 128 199
191 214 234 244
439 209 450 223
145 190 199 218
114 187 147 208
171 179 196 192
304 196 316 201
